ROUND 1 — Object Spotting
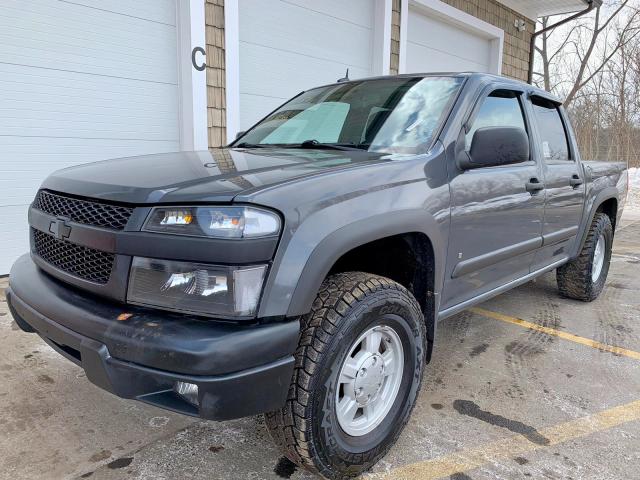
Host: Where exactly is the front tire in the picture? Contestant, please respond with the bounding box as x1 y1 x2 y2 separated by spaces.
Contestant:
556 212 613 301
265 272 426 479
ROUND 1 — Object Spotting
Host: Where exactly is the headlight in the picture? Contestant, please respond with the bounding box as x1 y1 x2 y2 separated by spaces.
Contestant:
127 257 267 317
143 206 281 239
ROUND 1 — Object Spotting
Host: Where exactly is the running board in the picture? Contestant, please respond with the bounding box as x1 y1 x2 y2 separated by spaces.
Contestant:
437 257 569 321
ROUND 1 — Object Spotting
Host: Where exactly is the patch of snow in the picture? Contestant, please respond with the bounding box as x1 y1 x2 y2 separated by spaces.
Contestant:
627 168 640 211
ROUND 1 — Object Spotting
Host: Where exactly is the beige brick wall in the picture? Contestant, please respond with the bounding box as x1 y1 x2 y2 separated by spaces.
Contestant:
439 0 534 81
390 0 401 75
205 0 226 148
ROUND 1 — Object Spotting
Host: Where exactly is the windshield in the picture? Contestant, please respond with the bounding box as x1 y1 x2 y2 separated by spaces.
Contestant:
235 77 464 154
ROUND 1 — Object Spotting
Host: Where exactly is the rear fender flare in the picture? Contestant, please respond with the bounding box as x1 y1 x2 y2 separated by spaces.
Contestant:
571 187 618 259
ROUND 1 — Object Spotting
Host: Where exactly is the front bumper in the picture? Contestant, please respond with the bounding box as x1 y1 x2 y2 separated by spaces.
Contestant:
7 254 299 420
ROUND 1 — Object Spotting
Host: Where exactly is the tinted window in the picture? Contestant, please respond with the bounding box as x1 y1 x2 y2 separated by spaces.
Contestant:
531 98 570 161
466 91 526 151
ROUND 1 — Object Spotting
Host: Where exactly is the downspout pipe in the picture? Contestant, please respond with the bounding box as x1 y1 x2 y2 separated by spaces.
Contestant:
528 0 597 84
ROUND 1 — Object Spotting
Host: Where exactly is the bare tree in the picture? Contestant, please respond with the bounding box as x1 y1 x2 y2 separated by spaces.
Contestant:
532 1 640 166
534 2 639 103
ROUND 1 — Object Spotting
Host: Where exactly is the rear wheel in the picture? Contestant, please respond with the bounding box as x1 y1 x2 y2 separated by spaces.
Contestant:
556 212 613 301
265 272 426 479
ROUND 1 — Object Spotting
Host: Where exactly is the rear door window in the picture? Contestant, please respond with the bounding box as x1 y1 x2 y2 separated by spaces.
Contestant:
530 97 570 161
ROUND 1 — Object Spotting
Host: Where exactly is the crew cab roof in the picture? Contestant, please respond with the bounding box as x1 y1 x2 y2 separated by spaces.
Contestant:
311 72 564 106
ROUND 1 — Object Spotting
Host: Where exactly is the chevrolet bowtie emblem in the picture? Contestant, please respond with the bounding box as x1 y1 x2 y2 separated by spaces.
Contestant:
49 218 72 240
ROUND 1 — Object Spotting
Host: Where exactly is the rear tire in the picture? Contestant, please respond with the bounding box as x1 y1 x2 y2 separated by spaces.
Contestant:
265 272 426 479
556 212 613 301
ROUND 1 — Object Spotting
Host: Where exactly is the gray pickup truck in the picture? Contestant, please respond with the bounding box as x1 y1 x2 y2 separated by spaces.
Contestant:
7 73 628 479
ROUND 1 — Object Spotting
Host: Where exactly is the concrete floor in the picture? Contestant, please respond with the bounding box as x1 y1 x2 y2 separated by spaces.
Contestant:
1 212 639 480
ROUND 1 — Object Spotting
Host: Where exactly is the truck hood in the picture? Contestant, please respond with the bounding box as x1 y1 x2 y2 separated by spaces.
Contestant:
41 148 390 204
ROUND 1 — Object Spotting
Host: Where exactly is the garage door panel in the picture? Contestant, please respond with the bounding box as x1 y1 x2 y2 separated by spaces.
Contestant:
406 6 494 74
0 205 30 275
0 119 178 142
280 0 376 28
0 30 177 84
238 0 375 129
0 34 177 84
240 42 371 111
0 1 178 84
240 0 373 71
1 97 178 137
0 63 178 106
0 101 177 127
1 81 179 113
0 185 41 206
0 97 177 120
61 0 177 25
1 2 177 44
0 106 177 131
407 42 490 73
0 138 179 164
0 0 181 273
408 9 491 64
0 19 177 56
0 68 179 141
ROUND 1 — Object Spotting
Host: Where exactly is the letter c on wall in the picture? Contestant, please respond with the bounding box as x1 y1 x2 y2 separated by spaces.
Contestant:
192 46 206 71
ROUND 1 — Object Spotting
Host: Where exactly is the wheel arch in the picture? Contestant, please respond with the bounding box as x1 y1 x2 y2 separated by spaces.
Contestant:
596 197 618 231
281 211 443 361
571 188 619 259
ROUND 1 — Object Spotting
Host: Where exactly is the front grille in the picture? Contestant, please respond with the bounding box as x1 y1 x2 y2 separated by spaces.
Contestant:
33 229 114 284
33 191 133 230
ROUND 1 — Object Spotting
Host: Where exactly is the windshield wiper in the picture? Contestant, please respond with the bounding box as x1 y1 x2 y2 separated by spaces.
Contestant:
235 140 369 151
296 139 368 151
234 142 268 149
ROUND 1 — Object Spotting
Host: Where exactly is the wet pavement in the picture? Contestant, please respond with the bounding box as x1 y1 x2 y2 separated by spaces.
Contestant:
1 211 639 480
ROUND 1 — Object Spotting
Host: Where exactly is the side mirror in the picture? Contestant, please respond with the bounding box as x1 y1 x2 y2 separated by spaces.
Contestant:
235 131 246 140
460 127 529 170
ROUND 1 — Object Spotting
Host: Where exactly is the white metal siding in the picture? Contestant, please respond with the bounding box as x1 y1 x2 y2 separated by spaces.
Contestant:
238 0 376 130
406 5 492 74
0 0 180 274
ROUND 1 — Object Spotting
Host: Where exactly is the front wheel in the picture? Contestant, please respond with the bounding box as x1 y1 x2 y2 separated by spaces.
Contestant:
265 272 426 479
556 212 613 301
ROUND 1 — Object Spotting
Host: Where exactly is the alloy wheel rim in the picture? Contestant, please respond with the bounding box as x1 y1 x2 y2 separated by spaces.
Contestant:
592 233 606 283
335 324 404 437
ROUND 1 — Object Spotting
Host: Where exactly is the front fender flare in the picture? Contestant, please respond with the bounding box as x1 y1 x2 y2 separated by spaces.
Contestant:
259 210 445 319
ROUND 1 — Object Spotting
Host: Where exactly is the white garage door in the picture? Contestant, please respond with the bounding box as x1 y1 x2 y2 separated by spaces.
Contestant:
238 0 376 130
406 4 494 74
0 0 180 274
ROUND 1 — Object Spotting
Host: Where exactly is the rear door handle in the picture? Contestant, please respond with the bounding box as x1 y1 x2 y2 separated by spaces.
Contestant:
569 175 583 188
525 178 544 194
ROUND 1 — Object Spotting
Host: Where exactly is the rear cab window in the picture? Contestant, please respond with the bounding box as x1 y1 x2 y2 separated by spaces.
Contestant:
530 97 571 162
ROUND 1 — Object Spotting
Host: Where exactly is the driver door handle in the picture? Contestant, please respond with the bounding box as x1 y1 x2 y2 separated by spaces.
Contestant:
525 178 544 194
570 175 583 188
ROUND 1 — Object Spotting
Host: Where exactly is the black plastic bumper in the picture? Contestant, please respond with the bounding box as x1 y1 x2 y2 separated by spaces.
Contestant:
7 254 299 420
